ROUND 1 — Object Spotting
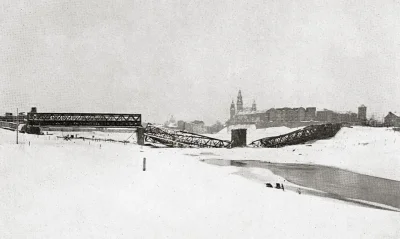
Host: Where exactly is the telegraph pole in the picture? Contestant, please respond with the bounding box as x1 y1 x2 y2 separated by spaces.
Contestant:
16 108 19 144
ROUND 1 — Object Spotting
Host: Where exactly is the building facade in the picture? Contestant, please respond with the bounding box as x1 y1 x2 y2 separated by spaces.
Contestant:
265 107 307 122
358 105 367 122
316 110 333 122
384 112 400 127
227 91 367 127
228 90 265 124
305 107 316 121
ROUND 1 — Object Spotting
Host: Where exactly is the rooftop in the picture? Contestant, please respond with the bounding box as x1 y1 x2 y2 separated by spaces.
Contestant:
388 112 400 117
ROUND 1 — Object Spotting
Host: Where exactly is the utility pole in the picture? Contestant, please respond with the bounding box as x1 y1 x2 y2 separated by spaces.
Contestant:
16 108 19 144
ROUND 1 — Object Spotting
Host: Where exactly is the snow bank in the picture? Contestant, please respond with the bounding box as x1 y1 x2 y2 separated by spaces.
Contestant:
0 128 399 238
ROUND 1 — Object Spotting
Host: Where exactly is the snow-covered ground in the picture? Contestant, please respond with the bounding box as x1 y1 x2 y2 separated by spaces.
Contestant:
200 126 400 181
44 130 137 143
1 128 399 238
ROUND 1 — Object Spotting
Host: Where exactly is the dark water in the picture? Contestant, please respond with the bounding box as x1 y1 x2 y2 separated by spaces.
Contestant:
202 159 400 211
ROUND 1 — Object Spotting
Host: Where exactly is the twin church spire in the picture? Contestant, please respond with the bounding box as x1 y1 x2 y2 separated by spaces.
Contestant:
230 90 257 119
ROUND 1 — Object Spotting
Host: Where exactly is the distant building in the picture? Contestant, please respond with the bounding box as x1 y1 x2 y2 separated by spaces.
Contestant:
251 100 257 111
177 120 186 130
335 112 358 123
305 107 316 121
228 90 265 124
316 109 333 122
358 105 367 122
235 110 266 123
177 120 207 134
237 90 243 112
164 115 178 129
187 120 207 134
230 101 235 120
266 108 280 122
1 111 28 123
384 112 400 127
266 107 306 122
227 90 365 127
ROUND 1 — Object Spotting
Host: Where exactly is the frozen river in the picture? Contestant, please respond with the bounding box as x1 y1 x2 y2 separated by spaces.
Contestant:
203 159 400 211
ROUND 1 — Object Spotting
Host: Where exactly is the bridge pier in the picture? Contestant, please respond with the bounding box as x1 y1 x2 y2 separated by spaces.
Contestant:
231 129 247 148
136 127 145 145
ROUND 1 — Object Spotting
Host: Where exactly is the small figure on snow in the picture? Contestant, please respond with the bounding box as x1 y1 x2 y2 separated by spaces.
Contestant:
265 183 273 188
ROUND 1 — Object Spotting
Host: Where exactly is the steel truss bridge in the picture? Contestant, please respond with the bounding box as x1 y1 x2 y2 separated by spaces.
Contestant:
27 113 141 127
144 124 231 148
249 123 342 148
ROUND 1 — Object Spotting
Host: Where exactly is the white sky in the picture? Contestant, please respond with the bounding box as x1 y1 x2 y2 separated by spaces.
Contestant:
1 0 399 124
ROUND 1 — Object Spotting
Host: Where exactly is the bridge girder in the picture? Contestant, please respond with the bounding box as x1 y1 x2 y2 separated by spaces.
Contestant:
249 123 342 148
27 113 141 127
144 124 231 148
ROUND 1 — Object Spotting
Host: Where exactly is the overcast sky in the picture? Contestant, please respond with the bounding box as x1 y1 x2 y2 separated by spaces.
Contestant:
1 0 399 124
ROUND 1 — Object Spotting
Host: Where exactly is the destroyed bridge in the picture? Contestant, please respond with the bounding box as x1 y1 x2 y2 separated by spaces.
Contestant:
142 123 343 149
1 110 342 148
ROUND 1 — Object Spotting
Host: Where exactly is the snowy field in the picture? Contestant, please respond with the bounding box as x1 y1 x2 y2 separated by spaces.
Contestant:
1 128 400 238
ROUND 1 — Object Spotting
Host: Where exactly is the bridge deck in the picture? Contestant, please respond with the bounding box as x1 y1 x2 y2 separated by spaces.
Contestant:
27 113 141 127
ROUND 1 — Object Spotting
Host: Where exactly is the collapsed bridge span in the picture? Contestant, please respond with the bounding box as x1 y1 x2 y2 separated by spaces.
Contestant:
143 123 342 148
249 123 342 148
144 124 231 148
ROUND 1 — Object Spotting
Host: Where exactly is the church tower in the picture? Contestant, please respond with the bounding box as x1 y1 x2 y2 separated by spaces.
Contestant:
237 90 243 112
230 100 236 119
251 100 257 111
